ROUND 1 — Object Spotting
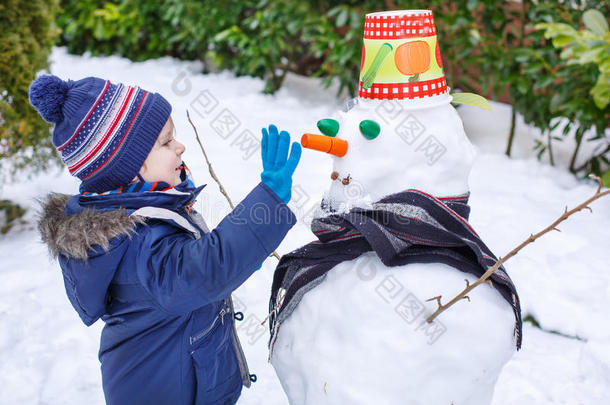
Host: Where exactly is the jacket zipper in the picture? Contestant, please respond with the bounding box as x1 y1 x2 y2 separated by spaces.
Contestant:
189 301 230 347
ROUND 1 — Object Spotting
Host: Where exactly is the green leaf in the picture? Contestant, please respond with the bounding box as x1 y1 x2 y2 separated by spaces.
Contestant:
537 23 578 38
560 47 574 59
450 92 491 111
327 7 341 18
469 28 481 44
336 9 348 27
550 93 564 112
514 48 538 63
602 171 610 188
577 48 603 65
535 22 551 31
552 35 576 48
583 9 609 36
286 21 299 34
590 74 610 109
350 10 360 29
533 76 555 90
466 0 479 11
516 78 529 95
601 58 610 74
214 27 237 42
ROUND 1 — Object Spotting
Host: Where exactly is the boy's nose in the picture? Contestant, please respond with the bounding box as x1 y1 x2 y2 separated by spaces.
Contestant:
175 140 185 155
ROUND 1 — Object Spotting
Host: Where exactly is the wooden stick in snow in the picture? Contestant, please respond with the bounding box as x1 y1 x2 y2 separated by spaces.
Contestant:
186 110 281 261
426 175 610 323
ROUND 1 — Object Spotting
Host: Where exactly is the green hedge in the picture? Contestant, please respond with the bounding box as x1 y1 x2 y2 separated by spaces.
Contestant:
55 0 610 178
0 0 61 180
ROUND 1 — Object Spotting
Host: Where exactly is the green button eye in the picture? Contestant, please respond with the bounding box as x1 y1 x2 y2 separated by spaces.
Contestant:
359 120 380 140
317 118 339 137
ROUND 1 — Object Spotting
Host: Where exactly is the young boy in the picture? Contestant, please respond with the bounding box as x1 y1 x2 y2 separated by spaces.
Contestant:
29 75 301 404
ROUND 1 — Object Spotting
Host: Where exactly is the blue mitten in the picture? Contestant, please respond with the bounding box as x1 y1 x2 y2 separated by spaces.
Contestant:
260 124 302 203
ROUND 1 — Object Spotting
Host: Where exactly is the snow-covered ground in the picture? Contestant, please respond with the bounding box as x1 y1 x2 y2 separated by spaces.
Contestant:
0 47 609 404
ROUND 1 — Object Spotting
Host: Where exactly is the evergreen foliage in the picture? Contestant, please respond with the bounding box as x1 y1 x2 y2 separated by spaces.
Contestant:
0 0 61 178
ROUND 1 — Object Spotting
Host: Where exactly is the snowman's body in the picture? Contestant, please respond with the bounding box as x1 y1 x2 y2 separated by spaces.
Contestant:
271 253 516 405
270 97 518 405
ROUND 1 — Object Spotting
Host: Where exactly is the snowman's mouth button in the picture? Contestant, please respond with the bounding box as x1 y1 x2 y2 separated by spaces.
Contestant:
331 171 351 185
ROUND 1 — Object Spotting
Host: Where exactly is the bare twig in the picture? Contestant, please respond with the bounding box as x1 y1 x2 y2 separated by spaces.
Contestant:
426 175 610 323
186 110 281 261
187 110 235 209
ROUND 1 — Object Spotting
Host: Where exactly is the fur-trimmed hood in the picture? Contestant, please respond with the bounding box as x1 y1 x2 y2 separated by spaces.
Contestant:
36 187 203 326
38 193 143 260
37 192 149 326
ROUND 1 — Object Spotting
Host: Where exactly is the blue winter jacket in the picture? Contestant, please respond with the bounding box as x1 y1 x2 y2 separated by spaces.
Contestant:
39 182 296 404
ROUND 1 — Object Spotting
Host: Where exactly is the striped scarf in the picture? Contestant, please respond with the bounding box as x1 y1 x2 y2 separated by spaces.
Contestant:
81 162 197 209
269 189 522 352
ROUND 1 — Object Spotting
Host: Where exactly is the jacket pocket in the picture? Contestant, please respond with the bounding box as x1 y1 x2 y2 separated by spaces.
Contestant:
190 303 241 404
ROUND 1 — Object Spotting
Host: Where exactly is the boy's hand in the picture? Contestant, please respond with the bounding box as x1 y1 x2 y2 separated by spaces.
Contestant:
260 124 302 204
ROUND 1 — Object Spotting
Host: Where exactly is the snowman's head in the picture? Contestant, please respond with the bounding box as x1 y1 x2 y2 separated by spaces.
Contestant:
301 97 477 212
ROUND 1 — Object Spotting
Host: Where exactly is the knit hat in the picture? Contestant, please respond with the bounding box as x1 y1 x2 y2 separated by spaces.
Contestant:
28 75 172 193
358 10 449 105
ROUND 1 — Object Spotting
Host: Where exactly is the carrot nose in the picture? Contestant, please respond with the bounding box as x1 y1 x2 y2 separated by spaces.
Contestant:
301 134 348 157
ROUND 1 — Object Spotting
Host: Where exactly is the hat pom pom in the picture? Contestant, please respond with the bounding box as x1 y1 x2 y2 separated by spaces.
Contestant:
28 75 70 124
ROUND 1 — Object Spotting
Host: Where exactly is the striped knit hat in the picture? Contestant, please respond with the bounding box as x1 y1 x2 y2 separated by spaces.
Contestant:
28 75 171 193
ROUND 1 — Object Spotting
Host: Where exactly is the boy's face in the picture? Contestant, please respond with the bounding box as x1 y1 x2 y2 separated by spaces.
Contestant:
139 117 185 186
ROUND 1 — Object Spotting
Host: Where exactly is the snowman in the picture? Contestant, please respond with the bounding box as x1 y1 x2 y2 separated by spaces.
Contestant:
268 10 522 405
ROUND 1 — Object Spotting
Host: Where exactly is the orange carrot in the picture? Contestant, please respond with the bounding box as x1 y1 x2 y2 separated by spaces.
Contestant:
301 134 348 157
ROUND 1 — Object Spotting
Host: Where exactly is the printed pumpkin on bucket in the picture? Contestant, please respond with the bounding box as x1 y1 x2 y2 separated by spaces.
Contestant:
395 40 431 82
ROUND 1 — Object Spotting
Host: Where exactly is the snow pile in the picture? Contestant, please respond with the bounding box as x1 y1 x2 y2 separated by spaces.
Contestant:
0 47 608 404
